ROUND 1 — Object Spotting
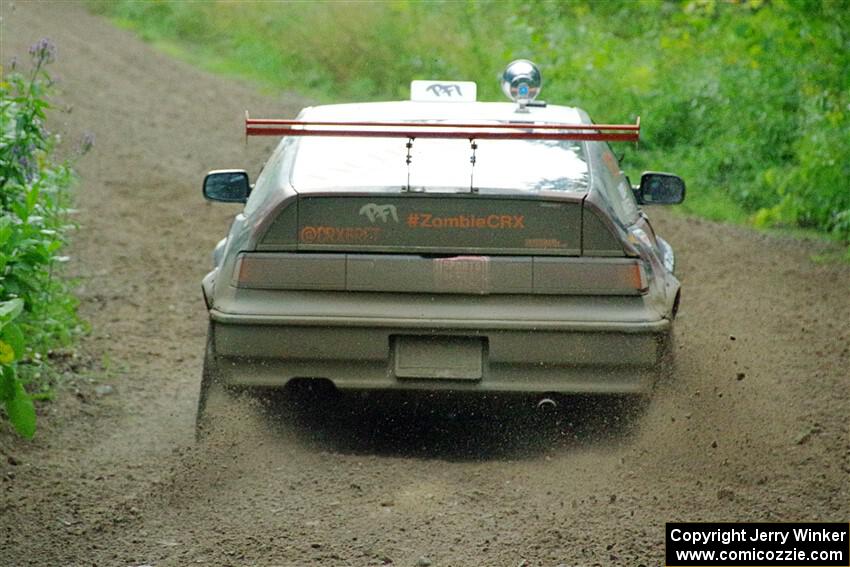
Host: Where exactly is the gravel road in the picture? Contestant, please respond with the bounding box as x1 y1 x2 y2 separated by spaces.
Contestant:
1 2 848 566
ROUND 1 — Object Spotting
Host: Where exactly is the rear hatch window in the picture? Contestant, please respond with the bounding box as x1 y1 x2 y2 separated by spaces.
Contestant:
290 135 588 193
261 132 594 255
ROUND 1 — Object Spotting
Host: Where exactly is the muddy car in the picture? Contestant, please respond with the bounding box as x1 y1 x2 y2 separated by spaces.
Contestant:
197 61 684 429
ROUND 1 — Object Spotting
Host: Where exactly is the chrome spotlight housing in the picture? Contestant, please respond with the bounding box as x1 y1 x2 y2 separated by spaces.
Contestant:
500 59 542 110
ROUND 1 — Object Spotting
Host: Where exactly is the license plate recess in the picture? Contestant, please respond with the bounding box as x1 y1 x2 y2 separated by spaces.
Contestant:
393 336 484 380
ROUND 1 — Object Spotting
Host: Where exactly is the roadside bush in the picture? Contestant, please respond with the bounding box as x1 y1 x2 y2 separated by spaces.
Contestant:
0 39 86 437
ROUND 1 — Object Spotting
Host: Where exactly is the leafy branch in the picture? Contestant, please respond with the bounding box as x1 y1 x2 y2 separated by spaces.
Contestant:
0 38 90 437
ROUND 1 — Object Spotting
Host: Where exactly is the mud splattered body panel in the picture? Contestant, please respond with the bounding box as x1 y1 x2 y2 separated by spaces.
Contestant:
204 101 680 394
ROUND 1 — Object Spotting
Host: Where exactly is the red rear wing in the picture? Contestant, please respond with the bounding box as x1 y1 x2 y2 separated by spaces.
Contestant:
244 112 640 142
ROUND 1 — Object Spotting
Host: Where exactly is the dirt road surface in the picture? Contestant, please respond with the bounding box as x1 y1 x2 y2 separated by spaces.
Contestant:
1 2 848 566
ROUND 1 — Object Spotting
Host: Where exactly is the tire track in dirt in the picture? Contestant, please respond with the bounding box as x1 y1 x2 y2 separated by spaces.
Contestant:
1 2 848 566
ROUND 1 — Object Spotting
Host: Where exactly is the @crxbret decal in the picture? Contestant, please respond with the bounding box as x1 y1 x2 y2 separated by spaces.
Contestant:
359 203 399 223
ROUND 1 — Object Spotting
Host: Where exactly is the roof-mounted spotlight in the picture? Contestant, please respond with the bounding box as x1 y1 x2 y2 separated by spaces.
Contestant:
500 59 542 112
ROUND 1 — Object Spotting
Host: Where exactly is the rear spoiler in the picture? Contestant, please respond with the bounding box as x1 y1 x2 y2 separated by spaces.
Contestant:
245 112 640 143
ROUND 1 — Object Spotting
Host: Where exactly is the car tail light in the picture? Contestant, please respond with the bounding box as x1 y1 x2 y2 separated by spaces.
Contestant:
532 257 647 295
235 253 345 290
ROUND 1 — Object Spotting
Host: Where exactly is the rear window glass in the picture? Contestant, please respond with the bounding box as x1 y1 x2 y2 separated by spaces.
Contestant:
291 134 588 193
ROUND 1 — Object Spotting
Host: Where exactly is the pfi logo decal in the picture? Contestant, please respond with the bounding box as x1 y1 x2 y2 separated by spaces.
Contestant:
359 203 399 223
425 83 463 97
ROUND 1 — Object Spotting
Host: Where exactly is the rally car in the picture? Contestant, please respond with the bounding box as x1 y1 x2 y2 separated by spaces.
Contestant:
197 60 684 430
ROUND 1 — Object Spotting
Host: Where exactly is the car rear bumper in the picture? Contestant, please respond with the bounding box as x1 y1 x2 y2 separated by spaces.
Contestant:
209 305 671 394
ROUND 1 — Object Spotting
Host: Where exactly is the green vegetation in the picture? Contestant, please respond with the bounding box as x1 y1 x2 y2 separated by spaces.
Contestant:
89 0 849 249
1 39 87 437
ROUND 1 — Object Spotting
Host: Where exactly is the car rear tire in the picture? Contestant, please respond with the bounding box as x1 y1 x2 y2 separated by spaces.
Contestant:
195 323 233 441
655 330 677 385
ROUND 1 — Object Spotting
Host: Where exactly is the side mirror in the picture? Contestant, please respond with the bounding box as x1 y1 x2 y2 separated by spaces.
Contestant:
203 169 250 203
636 171 685 205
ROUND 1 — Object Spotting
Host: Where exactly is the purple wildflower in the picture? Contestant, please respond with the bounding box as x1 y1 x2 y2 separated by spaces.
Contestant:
29 38 56 65
17 155 34 181
79 131 95 155
11 144 37 181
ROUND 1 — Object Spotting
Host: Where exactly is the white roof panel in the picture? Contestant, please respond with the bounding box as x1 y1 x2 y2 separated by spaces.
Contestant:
300 101 586 125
